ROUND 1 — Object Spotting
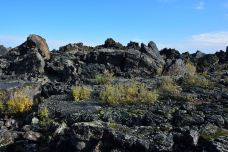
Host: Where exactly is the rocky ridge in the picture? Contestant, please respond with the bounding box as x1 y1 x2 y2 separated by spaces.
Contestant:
0 35 228 152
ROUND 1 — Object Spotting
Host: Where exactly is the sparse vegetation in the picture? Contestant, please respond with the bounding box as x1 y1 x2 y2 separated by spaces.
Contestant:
95 70 114 84
182 74 213 89
186 62 196 76
175 93 198 102
7 95 33 113
72 86 92 101
0 102 4 112
99 83 159 105
39 107 49 120
158 77 182 96
39 107 54 128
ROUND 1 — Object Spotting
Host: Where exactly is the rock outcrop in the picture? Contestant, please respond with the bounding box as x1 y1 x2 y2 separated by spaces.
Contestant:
0 35 228 152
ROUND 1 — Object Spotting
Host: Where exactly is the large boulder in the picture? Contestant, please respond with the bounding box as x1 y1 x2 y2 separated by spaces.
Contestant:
163 59 196 76
139 42 165 75
45 53 79 82
27 34 50 60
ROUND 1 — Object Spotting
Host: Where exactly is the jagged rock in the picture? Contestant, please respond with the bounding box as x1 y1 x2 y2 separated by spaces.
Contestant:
193 50 205 59
0 129 14 147
163 59 196 76
10 51 45 74
139 42 165 75
0 34 50 75
103 38 124 49
197 54 219 72
45 53 79 82
0 45 8 56
160 48 181 60
23 131 41 141
127 41 140 50
59 43 79 52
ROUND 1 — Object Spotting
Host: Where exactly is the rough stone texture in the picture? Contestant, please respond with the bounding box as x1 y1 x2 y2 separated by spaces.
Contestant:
27 34 50 60
0 129 14 147
163 59 193 76
0 45 9 56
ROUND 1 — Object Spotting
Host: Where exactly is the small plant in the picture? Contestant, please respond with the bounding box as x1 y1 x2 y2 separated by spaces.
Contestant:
99 83 159 105
159 77 182 96
186 62 196 76
7 95 33 113
0 102 4 112
72 86 92 101
39 107 49 120
95 70 114 84
182 74 212 89
38 107 54 128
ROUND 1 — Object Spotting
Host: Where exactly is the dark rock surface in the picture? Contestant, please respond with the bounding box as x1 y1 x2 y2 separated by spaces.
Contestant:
0 34 228 151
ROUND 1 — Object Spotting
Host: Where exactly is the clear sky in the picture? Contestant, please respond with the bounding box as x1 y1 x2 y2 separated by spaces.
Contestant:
0 0 228 53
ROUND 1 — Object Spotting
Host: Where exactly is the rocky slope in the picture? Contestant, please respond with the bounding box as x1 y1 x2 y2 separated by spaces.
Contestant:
0 34 228 152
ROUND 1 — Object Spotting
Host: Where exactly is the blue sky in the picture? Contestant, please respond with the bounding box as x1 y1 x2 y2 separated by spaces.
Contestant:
0 0 228 53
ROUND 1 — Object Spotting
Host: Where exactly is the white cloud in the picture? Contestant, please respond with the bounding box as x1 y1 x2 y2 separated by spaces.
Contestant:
195 1 205 10
191 32 228 44
157 32 228 53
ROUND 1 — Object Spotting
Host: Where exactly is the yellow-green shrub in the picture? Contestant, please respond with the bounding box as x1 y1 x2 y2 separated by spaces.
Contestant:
186 62 196 76
182 74 212 88
72 86 92 101
39 107 49 120
0 102 4 111
7 96 33 113
95 70 114 84
38 107 54 128
159 77 182 96
99 83 159 105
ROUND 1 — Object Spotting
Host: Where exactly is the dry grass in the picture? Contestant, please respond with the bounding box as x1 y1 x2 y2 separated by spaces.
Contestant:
72 86 92 101
99 83 159 105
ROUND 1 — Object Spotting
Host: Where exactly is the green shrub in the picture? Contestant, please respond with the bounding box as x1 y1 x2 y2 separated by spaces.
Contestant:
38 107 55 128
95 70 114 84
72 86 92 101
39 107 49 120
99 83 159 105
7 95 33 113
159 77 182 96
0 102 4 112
182 74 212 89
